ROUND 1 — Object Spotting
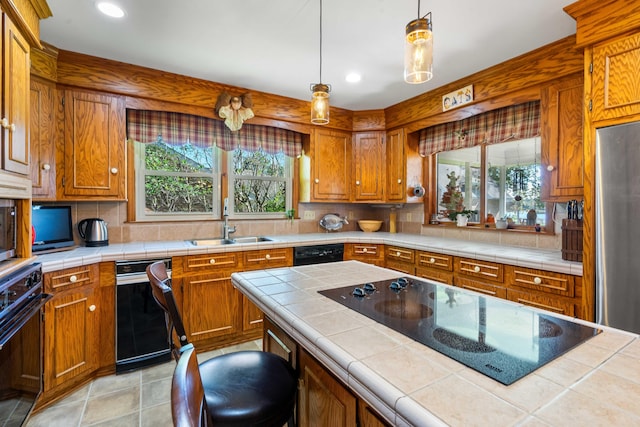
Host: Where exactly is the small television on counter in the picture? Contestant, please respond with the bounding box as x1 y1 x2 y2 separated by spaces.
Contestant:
32 205 76 253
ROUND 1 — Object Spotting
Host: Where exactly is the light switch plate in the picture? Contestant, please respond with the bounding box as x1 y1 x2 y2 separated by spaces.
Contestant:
303 211 316 220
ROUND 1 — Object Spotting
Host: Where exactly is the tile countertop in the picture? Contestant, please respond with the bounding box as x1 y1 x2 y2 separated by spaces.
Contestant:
231 261 640 427
32 232 582 276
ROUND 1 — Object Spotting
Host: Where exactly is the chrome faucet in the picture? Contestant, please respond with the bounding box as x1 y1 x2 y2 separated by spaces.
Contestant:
222 198 236 240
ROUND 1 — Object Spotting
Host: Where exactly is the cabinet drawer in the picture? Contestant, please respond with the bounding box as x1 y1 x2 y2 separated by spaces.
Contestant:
455 276 506 299
506 289 576 317
182 253 240 272
44 264 98 293
415 266 453 285
455 257 504 283
385 246 414 263
417 251 453 271
350 243 382 258
243 248 292 270
385 259 415 275
508 266 574 297
263 316 297 369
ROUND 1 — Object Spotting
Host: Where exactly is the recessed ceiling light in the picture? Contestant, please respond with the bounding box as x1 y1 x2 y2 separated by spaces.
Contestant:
96 2 125 18
345 72 362 83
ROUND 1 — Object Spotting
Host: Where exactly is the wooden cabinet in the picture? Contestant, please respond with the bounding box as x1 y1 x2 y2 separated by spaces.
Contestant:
242 247 292 270
541 73 584 201
1 15 30 175
310 128 351 201
352 132 385 202
385 128 406 202
505 265 581 317
415 250 453 285
453 257 506 298
299 348 357 427
344 243 384 267
43 264 100 392
590 32 640 122
385 246 415 274
57 88 126 200
30 77 55 198
174 253 242 346
263 316 297 368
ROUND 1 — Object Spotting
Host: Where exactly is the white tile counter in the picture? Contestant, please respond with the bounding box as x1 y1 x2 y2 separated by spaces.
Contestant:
32 232 582 276
231 261 640 426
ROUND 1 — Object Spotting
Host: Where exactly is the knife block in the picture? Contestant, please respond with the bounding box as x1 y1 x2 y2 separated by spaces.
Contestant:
562 219 583 262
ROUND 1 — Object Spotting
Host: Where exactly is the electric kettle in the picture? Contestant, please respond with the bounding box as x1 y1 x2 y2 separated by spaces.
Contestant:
78 218 109 247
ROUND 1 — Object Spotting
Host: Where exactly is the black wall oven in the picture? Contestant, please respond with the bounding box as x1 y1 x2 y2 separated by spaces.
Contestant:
115 259 171 373
0 263 50 426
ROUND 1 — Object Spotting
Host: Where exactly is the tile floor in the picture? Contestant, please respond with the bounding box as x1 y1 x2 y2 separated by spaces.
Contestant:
26 340 263 427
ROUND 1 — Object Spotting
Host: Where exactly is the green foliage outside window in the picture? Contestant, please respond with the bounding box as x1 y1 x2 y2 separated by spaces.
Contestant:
232 149 287 213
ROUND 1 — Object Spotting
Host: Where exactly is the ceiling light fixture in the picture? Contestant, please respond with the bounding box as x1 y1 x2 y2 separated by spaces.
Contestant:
404 0 433 84
96 2 125 18
310 0 330 125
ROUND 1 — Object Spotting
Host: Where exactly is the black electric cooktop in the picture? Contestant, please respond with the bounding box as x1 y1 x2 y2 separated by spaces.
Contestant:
319 277 601 385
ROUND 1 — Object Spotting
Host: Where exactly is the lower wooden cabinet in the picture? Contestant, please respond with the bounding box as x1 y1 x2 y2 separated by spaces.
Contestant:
243 297 263 332
263 316 297 368
344 243 384 266
415 251 454 284
43 265 100 393
385 246 415 274
299 348 357 427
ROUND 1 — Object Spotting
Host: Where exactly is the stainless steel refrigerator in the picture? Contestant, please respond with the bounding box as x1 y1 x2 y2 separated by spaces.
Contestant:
596 121 640 334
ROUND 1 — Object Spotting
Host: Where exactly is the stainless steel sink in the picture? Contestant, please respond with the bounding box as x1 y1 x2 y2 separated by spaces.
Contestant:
189 238 235 246
188 236 275 246
232 236 274 243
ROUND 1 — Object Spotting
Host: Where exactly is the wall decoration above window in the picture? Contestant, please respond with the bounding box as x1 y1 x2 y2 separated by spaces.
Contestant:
215 92 254 131
442 84 473 111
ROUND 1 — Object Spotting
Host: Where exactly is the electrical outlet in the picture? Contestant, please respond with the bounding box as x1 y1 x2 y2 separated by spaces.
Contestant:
348 211 354 219
405 213 412 222
303 211 316 220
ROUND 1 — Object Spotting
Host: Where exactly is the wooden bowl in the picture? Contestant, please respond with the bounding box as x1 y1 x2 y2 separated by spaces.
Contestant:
358 220 383 232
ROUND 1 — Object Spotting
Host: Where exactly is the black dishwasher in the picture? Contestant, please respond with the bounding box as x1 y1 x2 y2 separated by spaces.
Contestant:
293 243 344 265
115 259 172 373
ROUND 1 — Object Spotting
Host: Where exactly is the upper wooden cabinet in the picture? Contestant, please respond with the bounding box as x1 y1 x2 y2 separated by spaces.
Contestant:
310 128 351 201
385 128 405 202
591 32 640 121
541 73 584 201
1 15 30 175
352 132 385 202
30 77 55 198
57 89 126 200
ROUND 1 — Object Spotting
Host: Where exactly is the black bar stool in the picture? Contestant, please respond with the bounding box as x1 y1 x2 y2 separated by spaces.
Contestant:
147 261 297 427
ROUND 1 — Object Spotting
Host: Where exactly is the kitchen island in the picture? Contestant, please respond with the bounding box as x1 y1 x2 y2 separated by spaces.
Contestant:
231 261 640 426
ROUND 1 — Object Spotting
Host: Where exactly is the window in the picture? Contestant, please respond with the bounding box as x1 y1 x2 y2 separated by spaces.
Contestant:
128 109 302 222
228 148 293 217
134 140 220 221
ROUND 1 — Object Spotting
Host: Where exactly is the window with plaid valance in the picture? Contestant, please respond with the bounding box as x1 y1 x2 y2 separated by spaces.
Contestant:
418 101 540 156
126 109 303 157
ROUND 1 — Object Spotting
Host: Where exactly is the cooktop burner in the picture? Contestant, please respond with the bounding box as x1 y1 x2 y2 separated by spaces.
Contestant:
319 277 601 385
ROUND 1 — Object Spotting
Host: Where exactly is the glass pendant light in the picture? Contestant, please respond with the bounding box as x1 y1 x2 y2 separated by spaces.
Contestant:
404 1 433 84
310 0 330 125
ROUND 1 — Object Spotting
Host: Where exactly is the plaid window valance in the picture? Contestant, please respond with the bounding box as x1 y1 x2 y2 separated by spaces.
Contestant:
419 101 540 156
126 109 303 157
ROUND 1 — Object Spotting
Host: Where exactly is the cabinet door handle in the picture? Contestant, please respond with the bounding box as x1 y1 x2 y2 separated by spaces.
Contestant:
88 305 96 312
265 254 271 260
110 167 118 174
546 165 555 171
42 163 51 171
314 178 319 184
473 266 481 273
396 251 401 256
533 277 542 284
362 248 368 253
69 275 77 283
397 179 402 184
355 180 360 185
209 258 216 264
429 257 436 264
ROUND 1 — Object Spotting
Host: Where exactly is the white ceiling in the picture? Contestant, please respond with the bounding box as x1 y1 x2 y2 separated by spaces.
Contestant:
39 0 577 111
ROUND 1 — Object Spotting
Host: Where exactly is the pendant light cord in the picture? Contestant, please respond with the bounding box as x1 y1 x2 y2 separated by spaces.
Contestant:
319 0 323 84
